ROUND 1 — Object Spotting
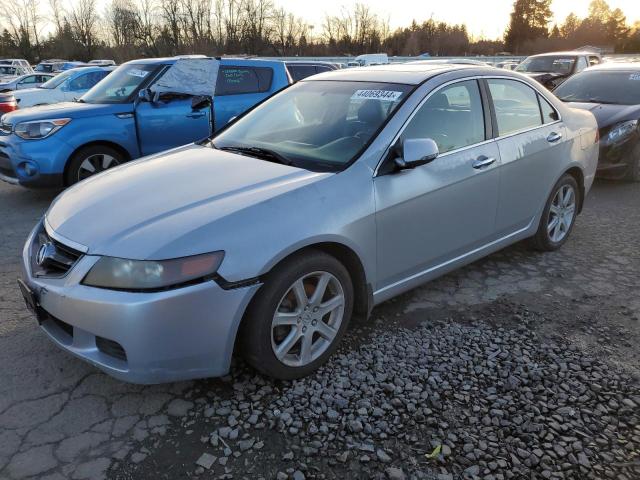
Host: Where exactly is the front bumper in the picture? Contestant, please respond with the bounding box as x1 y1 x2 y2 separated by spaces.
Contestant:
596 134 639 179
0 134 69 188
21 220 260 383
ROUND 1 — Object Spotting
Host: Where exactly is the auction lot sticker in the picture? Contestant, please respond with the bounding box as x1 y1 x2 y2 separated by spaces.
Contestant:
351 90 403 101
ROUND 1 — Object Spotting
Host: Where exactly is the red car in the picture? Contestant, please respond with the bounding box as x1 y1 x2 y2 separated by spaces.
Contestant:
0 93 17 114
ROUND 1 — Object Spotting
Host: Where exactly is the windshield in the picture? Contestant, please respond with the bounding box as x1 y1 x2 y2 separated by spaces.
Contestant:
516 56 576 74
39 69 75 89
80 63 160 104
212 80 413 171
555 71 640 105
35 64 52 72
0 66 17 75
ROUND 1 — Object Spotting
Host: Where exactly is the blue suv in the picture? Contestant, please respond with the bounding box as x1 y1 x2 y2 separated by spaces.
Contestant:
0 57 291 188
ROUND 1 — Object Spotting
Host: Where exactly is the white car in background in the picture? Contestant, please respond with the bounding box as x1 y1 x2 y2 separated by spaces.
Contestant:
13 67 112 108
0 73 55 92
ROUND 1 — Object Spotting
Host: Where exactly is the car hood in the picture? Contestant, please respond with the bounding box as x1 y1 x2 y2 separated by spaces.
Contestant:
564 102 640 128
2 101 132 123
46 144 332 259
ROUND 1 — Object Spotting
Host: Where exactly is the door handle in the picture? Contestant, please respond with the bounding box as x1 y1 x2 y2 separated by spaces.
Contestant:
547 132 563 143
472 156 496 169
187 112 205 119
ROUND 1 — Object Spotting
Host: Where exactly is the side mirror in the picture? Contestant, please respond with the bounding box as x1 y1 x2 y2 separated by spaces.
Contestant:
395 138 439 169
191 95 211 110
138 89 152 102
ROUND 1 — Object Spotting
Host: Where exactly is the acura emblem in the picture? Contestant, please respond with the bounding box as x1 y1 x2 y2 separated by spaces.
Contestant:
36 242 56 266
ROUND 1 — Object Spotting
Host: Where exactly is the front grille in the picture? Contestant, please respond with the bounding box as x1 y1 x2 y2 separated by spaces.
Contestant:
0 151 14 177
96 336 127 362
31 226 83 278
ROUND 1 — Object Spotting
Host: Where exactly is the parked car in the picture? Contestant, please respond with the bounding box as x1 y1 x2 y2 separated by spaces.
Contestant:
16 64 598 383
286 61 339 81
554 62 640 181
0 57 290 188
0 93 17 113
354 53 389 66
495 61 520 70
0 73 55 92
0 59 33 73
89 59 116 66
34 60 67 73
515 51 602 90
0 65 34 80
54 61 90 73
12 66 113 108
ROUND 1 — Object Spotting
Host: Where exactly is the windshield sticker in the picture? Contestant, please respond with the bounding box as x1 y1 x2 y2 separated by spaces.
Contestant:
127 69 149 78
351 90 403 101
630 73 640 81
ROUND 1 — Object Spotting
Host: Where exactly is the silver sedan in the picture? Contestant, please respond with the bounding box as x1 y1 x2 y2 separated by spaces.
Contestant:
19 64 599 383
0 73 55 92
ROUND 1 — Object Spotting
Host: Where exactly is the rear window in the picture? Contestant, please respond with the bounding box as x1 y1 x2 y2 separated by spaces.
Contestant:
215 67 273 95
287 65 316 81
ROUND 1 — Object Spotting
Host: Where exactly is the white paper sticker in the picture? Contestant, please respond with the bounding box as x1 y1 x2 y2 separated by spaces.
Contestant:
630 73 640 81
127 69 149 78
351 90 403 101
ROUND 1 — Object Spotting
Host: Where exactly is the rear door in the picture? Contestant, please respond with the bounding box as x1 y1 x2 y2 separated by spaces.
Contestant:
485 78 569 235
214 66 274 130
374 79 501 290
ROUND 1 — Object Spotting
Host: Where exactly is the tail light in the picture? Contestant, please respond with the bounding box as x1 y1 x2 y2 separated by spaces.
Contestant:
0 97 17 113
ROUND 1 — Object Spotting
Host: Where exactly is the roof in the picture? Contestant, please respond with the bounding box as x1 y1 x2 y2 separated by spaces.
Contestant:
526 51 600 58
125 56 286 67
586 62 640 71
303 63 481 85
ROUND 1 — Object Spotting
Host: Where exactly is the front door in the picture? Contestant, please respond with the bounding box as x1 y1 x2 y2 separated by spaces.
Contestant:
374 79 501 291
135 96 212 156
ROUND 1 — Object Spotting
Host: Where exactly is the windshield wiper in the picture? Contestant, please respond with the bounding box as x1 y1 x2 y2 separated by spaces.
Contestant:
219 146 295 167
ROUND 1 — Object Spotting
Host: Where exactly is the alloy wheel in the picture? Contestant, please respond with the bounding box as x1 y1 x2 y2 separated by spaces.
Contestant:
547 184 576 243
271 271 345 367
77 154 119 181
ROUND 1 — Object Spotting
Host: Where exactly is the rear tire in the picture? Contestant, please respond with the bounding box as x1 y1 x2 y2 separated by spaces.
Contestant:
240 250 354 380
529 174 580 252
65 145 124 185
624 144 640 182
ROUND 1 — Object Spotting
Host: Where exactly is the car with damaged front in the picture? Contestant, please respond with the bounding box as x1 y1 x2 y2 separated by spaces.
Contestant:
18 64 598 383
515 51 602 90
554 62 640 181
0 56 290 188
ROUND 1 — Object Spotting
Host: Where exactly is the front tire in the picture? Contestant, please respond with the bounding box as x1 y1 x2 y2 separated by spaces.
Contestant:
65 145 124 185
530 174 579 251
240 250 354 380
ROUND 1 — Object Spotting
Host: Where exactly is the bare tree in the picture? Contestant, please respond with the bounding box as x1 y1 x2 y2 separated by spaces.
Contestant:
69 0 99 57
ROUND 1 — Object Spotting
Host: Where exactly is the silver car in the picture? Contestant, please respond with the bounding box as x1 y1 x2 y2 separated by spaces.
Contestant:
19 64 598 383
0 73 55 92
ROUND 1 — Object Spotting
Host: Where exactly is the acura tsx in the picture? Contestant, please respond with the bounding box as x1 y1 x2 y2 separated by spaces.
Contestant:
19 64 599 383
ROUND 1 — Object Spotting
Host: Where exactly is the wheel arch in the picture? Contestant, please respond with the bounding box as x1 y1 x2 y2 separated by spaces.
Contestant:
565 166 585 213
63 140 132 186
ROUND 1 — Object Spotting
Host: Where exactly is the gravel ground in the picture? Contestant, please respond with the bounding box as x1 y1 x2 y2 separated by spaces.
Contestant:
0 179 639 480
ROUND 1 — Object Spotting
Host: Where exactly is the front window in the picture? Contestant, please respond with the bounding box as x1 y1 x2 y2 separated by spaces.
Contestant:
516 56 576 75
401 80 486 154
80 63 160 104
212 80 413 171
554 71 640 105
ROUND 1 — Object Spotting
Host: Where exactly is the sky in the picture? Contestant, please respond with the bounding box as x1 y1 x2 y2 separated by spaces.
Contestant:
275 0 640 40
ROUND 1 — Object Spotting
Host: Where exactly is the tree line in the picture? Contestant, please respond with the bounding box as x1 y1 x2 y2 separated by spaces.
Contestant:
505 0 640 54
0 0 638 64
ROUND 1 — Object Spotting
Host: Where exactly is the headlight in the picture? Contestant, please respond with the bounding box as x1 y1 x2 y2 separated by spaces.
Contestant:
14 118 71 139
605 120 638 145
82 251 225 290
